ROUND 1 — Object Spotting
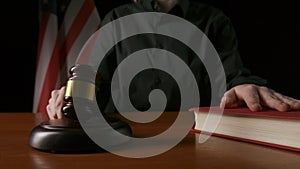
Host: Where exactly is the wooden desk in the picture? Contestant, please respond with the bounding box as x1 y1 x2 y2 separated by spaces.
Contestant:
0 112 299 169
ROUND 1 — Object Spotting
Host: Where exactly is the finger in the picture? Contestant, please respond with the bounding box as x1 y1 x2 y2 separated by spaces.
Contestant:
236 85 263 111
57 111 63 119
55 99 64 119
53 88 66 118
56 87 66 119
46 104 55 120
220 89 243 108
50 90 60 106
258 87 290 112
58 87 65 101
48 89 63 119
54 90 64 108
47 97 54 118
46 87 67 120
46 105 57 120
220 95 226 108
273 92 300 111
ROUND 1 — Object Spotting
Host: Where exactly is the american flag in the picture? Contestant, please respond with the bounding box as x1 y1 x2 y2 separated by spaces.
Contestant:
33 0 101 113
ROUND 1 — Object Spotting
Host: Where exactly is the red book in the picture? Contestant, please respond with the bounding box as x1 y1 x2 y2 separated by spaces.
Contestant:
189 107 300 152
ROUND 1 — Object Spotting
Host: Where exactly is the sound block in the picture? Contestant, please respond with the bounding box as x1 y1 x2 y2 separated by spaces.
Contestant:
29 117 132 153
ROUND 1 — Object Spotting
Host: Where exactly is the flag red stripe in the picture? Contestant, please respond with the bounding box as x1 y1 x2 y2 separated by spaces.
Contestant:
36 12 50 67
35 0 101 114
59 0 95 67
37 40 61 113
37 1 96 113
76 23 101 65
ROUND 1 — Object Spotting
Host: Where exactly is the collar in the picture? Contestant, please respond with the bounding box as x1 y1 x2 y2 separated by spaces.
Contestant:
139 0 189 17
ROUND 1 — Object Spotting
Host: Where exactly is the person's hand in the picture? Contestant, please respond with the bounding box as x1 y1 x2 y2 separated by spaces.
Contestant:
46 86 65 119
220 84 300 112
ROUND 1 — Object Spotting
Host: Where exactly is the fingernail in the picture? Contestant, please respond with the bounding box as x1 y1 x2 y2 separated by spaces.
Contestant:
280 103 290 112
220 97 226 108
252 103 262 111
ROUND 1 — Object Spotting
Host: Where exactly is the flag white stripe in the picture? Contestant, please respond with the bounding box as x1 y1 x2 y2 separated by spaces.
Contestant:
66 8 101 71
54 0 85 90
33 14 58 113
54 7 101 91
55 6 101 89
57 0 85 47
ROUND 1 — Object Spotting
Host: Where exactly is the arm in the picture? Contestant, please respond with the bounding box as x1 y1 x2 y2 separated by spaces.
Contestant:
212 11 300 111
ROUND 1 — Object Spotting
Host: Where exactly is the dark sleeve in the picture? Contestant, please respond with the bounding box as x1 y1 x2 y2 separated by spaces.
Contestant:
211 11 268 89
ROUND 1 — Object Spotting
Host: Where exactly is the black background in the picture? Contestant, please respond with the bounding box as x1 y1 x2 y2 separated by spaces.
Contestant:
0 0 299 112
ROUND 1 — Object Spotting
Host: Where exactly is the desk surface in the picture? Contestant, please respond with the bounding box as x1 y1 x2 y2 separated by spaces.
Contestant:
0 112 299 169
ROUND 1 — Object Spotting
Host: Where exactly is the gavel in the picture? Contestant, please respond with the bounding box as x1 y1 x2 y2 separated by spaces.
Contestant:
29 64 132 153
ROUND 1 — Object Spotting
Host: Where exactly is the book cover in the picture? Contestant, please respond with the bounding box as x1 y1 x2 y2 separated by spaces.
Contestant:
190 107 300 152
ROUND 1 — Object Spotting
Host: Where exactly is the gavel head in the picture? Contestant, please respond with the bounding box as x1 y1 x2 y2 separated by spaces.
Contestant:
62 64 100 120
